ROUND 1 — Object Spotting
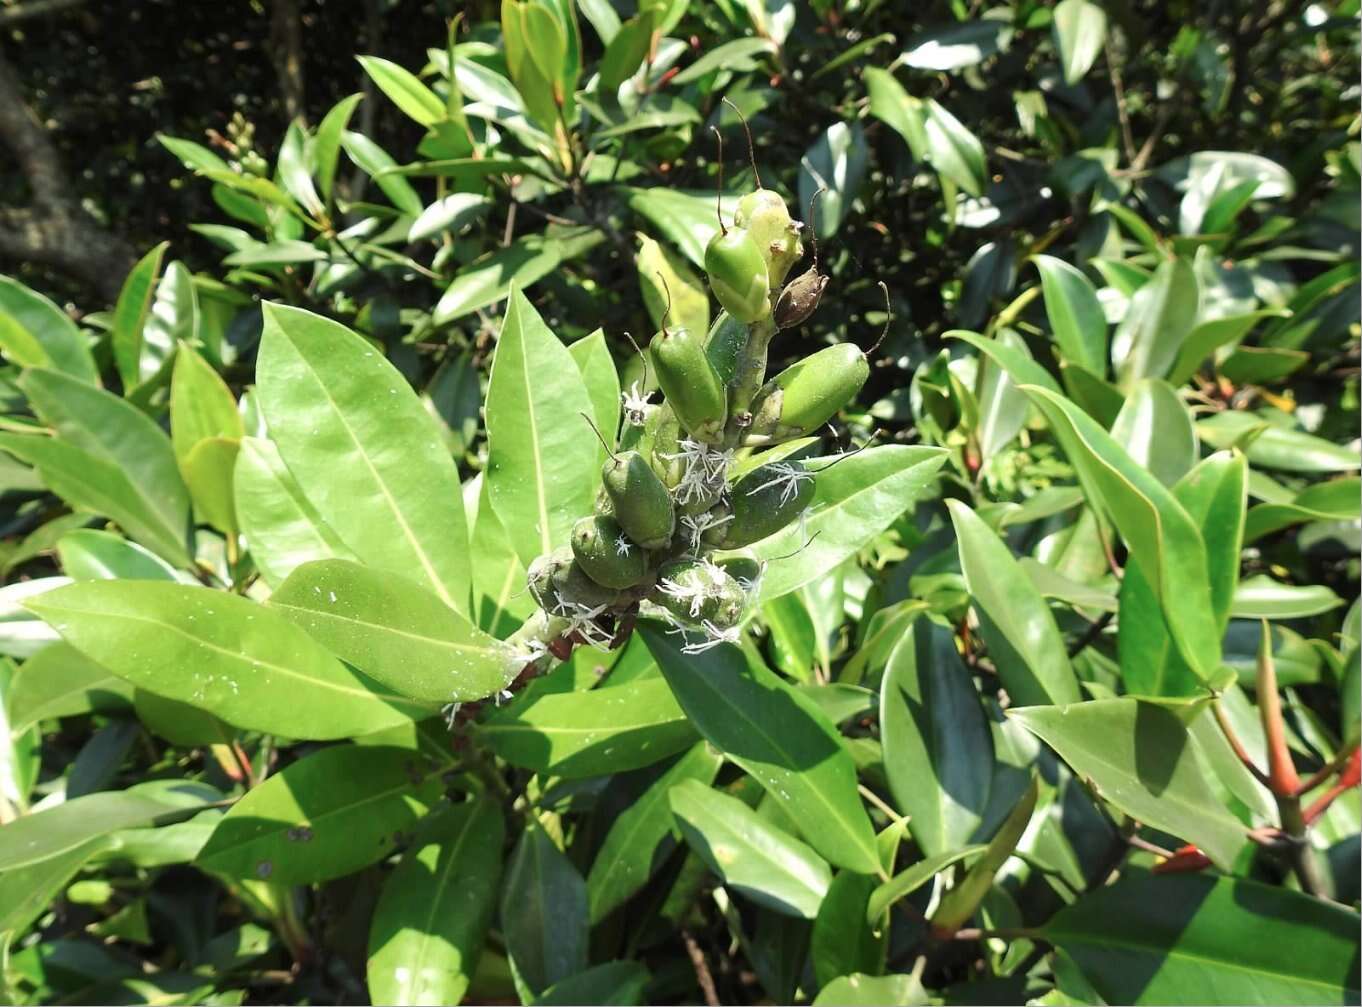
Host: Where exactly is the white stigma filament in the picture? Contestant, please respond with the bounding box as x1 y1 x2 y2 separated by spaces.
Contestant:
615 535 632 556
746 461 814 505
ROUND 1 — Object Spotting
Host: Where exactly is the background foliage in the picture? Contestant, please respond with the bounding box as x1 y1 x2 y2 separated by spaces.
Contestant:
0 0 1358 1004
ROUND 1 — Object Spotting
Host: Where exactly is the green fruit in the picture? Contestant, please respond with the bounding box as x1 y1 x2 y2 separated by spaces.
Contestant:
528 546 620 613
735 189 803 288
706 461 816 548
602 450 675 549
571 515 648 589
648 404 684 487
650 325 727 443
715 552 762 588
652 559 747 629
704 311 749 386
705 227 770 323
748 343 869 440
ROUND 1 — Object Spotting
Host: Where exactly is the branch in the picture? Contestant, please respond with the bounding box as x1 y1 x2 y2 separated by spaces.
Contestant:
0 49 64 205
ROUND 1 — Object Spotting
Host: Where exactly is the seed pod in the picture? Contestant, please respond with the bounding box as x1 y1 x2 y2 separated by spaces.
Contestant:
704 311 749 386
650 324 728 443
724 100 803 288
602 450 675 549
706 228 770 323
652 559 747 630
705 461 816 548
715 552 762 588
571 515 648 589
772 188 829 329
529 546 621 613
749 343 869 440
648 404 684 487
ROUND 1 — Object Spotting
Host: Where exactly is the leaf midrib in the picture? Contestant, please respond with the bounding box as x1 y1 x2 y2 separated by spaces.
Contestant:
268 598 500 660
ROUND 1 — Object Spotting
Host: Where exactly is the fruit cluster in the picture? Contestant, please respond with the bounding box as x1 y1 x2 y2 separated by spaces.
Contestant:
523 114 875 655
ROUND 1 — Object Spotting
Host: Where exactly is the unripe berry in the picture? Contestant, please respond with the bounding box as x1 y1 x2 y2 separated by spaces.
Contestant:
650 324 728 444
601 450 675 549
571 515 648 589
735 189 804 289
704 461 816 548
749 343 869 440
705 227 771 323
652 559 747 630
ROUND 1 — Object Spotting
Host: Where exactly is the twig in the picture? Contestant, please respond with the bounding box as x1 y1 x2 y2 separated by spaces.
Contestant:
1067 611 1114 658
681 929 720 1007
1105 42 1138 167
1212 699 1273 789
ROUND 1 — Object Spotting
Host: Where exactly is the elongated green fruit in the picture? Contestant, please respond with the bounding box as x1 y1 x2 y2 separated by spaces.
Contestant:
715 552 762 587
528 546 620 613
747 343 868 440
652 559 747 629
571 515 648 589
650 325 727 444
602 450 674 549
704 311 749 386
648 404 684 487
735 189 803 288
705 461 815 548
705 228 770 323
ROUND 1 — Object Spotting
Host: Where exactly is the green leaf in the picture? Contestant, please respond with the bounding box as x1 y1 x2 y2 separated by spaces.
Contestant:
222 241 327 267
642 626 880 874
484 289 598 567
0 275 97 383
866 846 987 923
25 581 423 740
0 434 190 567
637 233 709 338
0 784 207 870
110 242 170 389
738 446 947 603
500 823 589 996
1024 385 1220 678
1034 255 1106 375
6 641 133 734
813 973 927 1006
1044 871 1360 1005
624 188 730 270
587 743 723 922
358 55 446 127
569 328 621 464
409 193 491 243
1112 257 1199 390
922 98 987 197
865 67 928 162
258 303 471 612
1052 0 1108 84
534 962 650 1006
949 501 1082 707
879 616 994 857
670 779 832 919
269 559 517 706
902 21 1007 71
184 437 240 535
1244 476 1361 542
313 93 364 204
479 676 695 778
1230 575 1345 619
170 344 242 472
366 800 504 1006
0 838 103 944
277 121 323 218
1110 379 1197 487
597 11 654 92
1009 699 1248 868
974 329 1030 453
20 367 190 554
198 745 439 884
434 230 602 324
812 871 884 987
1197 411 1361 473
341 130 423 215
135 260 197 391
1166 309 1288 386
799 121 869 240
946 330 1063 394
56 528 180 583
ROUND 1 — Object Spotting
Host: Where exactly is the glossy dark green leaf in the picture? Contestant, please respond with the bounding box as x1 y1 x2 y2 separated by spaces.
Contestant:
0 838 103 944
569 328 620 465
233 436 356 587
739 446 947 603
1197 410 1361 473
1110 379 1197 487
587 743 722 922
1244 476 1361 542
879 616 993 857
110 243 169 390
1009 699 1248 868
946 330 1062 393
367 800 504 1006
409 193 491 243
975 328 1031 456
1035 255 1106 374
866 846 987 922
1166 309 1289 386
133 689 232 747
257 304 471 613
500 823 588 996
812 871 884 987
1112 257 1198 390
6 642 133 734
670 779 831 919
480 676 695 778
133 261 197 390
26 581 423 740
642 626 880 874
902 21 1007 71
799 121 868 240
0 275 97 383
341 130 423 214
623 188 728 269
922 98 988 197
949 501 1081 707
1024 386 1220 678
433 233 563 324
198 745 438 884
1230 575 1345 619
484 289 598 568
312 93 363 204
270 559 516 706
358 55 446 127
1044 871 1360 1005
534 962 650 1006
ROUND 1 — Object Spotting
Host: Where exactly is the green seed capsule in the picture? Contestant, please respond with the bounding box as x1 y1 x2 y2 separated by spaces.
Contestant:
704 311 749 386
648 404 683 487
528 546 620 613
602 450 675 549
571 515 648 589
652 559 747 630
650 325 727 444
706 461 816 548
715 552 762 588
705 227 771 323
748 343 869 441
734 189 803 289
